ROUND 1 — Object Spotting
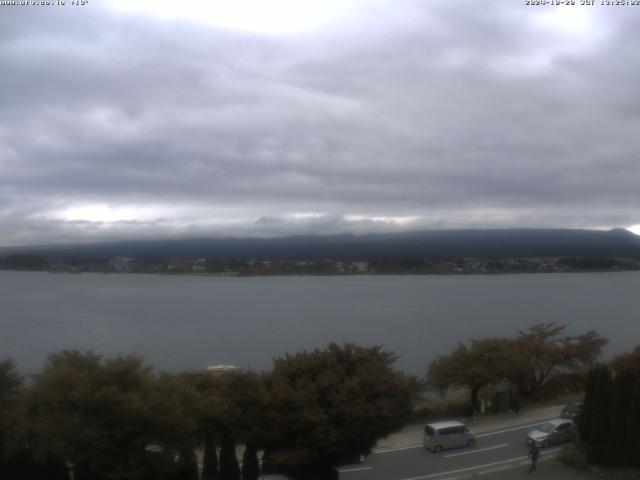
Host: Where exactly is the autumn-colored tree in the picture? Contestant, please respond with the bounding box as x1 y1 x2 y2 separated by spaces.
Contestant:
429 323 608 405
508 323 608 397
611 345 640 379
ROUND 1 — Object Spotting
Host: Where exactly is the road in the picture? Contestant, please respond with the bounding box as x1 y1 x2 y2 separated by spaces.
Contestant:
338 418 567 480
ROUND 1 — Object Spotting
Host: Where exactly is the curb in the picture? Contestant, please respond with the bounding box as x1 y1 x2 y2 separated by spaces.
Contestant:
373 405 564 453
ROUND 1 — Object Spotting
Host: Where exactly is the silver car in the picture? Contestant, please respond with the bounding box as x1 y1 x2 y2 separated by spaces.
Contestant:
527 418 576 448
424 420 476 452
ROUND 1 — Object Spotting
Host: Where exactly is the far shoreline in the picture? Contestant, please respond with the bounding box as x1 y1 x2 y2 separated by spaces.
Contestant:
1 267 640 278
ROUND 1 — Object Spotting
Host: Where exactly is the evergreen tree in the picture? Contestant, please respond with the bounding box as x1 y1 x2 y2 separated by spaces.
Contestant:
28 454 71 480
608 370 635 464
174 447 199 480
201 431 218 480
584 365 613 465
219 435 241 480
582 354 640 468
578 367 595 443
623 382 640 467
241 444 259 480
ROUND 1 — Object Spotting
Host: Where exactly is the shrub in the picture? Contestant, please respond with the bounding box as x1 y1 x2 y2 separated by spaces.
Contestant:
410 396 468 423
558 443 589 470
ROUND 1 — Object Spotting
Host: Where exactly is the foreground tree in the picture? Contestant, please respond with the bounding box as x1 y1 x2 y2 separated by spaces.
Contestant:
0 359 26 478
185 369 267 480
580 346 640 467
579 365 613 464
29 351 200 480
0 359 22 453
241 444 259 480
200 431 219 480
0 358 72 480
258 343 416 479
219 435 241 480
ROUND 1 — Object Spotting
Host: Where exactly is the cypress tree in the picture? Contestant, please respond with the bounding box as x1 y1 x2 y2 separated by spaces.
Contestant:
609 370 634 465
585 365 613 465
219 436 240 480
579 367 597 443
201 432 218 480
260 447 277 475
73 461 93 480
624 382 640 467
172 447 199 480
241 444 259 480
37 454 71 480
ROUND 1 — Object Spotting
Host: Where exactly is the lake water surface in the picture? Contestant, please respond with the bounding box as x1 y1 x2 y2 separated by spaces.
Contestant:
1 270 639 375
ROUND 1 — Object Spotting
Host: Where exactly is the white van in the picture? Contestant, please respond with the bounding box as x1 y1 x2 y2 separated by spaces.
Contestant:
423 421 476 452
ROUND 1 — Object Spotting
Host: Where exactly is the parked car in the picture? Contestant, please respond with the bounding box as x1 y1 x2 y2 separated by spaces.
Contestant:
424 420 476 452
561 401 583 421
527 418 576 448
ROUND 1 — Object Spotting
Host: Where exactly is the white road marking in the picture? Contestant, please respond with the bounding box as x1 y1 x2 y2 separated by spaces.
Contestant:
375 444 423 453
439 475 472 480
475 419 556 438
478 464 516 475
398 456 530 480
540 448 563 458
396 449 563 480
337 466 373 473
443 444 508 458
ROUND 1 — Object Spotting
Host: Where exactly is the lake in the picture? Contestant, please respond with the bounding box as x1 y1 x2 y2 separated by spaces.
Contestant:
1 270 638 376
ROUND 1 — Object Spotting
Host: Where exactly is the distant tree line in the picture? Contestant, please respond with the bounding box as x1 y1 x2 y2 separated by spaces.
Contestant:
579 346 640 467
0 255 49 270
2 253 639 275
0 344 416 480
427 323 608 411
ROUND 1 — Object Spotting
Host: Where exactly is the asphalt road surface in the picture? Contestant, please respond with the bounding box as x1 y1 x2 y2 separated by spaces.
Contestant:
338 418 568 480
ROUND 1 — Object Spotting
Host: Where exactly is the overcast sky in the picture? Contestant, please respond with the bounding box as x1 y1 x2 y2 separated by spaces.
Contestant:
1 0 639 246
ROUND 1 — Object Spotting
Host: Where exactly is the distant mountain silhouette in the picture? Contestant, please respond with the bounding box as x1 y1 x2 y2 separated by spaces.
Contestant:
3 228 640 260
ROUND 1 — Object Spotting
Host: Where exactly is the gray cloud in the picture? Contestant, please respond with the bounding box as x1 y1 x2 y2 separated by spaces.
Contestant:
1 0 640 246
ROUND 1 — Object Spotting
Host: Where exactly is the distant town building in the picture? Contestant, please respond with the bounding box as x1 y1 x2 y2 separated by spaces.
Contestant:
192 258 207 272
109 256 135 272
205 364 241 376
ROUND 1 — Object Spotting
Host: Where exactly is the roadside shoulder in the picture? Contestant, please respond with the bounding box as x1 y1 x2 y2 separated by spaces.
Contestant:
374 404 564 452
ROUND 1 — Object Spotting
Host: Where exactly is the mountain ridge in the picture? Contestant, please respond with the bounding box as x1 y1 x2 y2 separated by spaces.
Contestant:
2 228 640 260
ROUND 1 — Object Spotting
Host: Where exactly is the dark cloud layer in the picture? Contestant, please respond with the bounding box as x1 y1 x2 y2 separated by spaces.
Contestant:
1 0 639 246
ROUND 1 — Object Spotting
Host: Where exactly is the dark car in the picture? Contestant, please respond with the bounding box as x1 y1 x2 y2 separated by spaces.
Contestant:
561 401 583 421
